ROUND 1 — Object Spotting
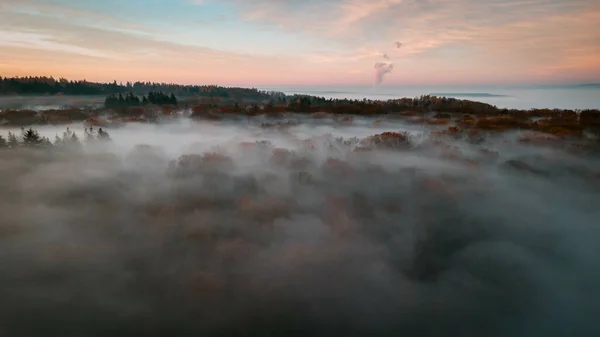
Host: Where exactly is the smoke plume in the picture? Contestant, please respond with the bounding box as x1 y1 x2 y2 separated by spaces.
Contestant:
374 62 394 85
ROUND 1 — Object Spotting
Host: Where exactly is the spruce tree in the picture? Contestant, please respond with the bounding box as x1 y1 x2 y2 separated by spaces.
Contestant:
97 128 111 141
84 127 95 143
22 128 42 146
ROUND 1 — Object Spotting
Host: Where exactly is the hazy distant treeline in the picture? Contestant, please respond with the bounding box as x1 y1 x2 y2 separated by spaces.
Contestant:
104 92 179 108
0 76 285 100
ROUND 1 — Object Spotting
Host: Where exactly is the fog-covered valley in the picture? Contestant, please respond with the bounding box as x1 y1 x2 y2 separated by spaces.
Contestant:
1 115 599 336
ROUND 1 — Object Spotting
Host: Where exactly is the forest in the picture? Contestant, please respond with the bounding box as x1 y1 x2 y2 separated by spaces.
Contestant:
0 76 284 101
1 92 600 337
104 92 178 108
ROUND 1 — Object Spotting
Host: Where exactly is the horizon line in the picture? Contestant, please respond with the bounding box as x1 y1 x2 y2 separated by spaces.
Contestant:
1 75 598 89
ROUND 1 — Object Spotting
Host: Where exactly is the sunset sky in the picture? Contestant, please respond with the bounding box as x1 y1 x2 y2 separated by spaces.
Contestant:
1 0 599 86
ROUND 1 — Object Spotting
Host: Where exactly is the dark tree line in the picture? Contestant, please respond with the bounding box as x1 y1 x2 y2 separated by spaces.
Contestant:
0 76 284 101
105 92 141 108
0 126 110 149
147 92 177 105
104 92 178 108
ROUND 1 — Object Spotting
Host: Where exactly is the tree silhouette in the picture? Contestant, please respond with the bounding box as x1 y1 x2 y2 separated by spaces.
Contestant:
7 132 19 147
97 128 111 141
84 127 96 143
0 75 285 101
22 128 42 146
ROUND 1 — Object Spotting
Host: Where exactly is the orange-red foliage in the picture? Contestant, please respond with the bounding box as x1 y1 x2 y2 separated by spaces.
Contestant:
475 115 528 130
202 152 233 166
362 132 411 149
531 118 582 136
127 106 145 115
84 117 108 127
216 106 233 113
263 105 287 114
448 126 461 134
191 104 212 114
457 114 476 127
237 142 257 151
121 116 145 122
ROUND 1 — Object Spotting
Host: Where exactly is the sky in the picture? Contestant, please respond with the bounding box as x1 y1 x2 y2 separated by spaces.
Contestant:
0 0 599 86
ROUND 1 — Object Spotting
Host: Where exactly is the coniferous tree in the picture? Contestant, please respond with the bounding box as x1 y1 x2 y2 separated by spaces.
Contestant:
8 131 20 147
22 128 42 146
84 127 95 143
97 128 111 141
40 136 53 148
63 127 73 139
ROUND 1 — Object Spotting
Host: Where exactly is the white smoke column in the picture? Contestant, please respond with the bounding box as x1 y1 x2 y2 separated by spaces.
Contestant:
374 62 393 85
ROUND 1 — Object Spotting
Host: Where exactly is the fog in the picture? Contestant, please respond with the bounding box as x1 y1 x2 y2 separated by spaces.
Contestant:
1 115 599 336
0 95 104 111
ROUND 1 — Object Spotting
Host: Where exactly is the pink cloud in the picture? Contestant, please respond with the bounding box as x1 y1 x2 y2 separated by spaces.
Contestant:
2 0 599 85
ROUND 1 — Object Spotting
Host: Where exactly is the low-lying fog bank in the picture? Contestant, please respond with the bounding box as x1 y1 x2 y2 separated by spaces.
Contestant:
1 117 599 337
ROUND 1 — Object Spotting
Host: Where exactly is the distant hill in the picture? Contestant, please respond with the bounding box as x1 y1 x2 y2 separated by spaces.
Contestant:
576 83 600 88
